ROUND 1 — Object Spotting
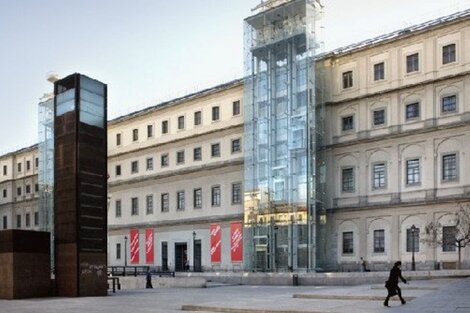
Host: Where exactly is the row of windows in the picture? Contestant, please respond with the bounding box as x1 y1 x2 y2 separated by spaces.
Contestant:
2 183 39 198
116 100 241 146
341 153 459 193
2 212 39 230
342 43 457 89
115 139 242 177
114 183 242 217
1 158 39 177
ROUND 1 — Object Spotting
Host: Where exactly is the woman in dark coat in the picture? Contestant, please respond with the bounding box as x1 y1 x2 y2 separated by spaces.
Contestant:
384 261 407 307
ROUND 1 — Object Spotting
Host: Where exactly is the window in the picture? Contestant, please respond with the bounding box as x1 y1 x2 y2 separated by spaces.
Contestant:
3 165 7 176
35 183 38 192
342 71 353 89
146 158 153 170
442 95 457 113
374 62 385 81
146 195 154 215
161 154 169 167
342 168 354 192
194 111 202 126
406 227 420 252
17 163 22 173
373 229 385 253
176 151 185 164
442 43 456 64
34 212 39 226
26 185 31 194
16 214 21 228
193 147 202 161
17 187 22 196
147 125 153 138
405 103 420 120
35 157 39 168
2 216 7 229
161 193 169 212
131 197 139 216
178 116 185 130
25 213 30 227
116 243 121 260
115 200 122 218
232 183 242 204
211 143 220 157
342 115 354 131
231 139 241 153
442 154 457 181
26 161 31 171
373 163 386 189
177 191 185 210
212 106 220 121
442 226 456 252
2 189 6 198
406 159 420 185
162 120 169 134
116 133 121 146
342 231 353 254
211 186 221 207
115 165 121 176
373 109 385 126
131 161 138 174
406 53 419 73
132 129 139 142
233 100 241 116
193 188 202 209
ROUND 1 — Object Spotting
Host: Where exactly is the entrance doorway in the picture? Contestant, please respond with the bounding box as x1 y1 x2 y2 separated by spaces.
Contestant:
193 239 202 272
174 243 187 272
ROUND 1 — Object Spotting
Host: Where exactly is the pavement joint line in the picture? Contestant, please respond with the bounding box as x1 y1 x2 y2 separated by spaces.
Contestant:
181 305 333 313
292 294 416 301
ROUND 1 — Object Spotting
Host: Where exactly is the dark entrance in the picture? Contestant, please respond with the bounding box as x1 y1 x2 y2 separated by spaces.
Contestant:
193 239 202 272
174 243 187 272
161 242 168 271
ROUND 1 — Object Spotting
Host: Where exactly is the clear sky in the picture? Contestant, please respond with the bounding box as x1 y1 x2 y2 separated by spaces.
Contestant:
1 0 470 154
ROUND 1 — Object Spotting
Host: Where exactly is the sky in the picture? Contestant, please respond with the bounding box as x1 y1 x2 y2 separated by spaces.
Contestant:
1 0 470 155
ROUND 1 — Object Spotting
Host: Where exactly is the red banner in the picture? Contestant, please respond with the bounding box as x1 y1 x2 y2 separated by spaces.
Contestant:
145 229 154 264
210 224 221 263
230 222 243 262
130 229 140 264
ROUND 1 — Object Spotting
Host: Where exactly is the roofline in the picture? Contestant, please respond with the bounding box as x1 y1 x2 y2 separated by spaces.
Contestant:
0 143 38 160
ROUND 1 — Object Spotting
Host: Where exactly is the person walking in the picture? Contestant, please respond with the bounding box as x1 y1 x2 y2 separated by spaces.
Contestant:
146 269 153 289
384 261 407 307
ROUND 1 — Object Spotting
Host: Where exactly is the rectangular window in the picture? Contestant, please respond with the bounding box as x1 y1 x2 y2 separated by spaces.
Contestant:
342 71 353 89
116 243 121 260
132 129 139 142
146 195 154 215
3 189 6 198
442 226 456 252
34 212 39 226
178 116 185 130
131 161 138 174
176 151 185 164
231 139 241 154
373 163 386 189
342 115 354 131
2 216 7 229
146 158 154 171
374 62 385 81
212 106 220 121
194 111 202 126
442 154 457 181
16 214 21 228
17 163 22 173
116 133 121 146
161 193 169 212
193 188 202 209
115 165 121 176
26 161 31 171
131 197 139 216
211 186 221 207
161 154 169 167
406 159 420 185
233 100 241 116
342 231 353 254
406 53 419 73
232 183 242 204
26 185 31 194
406 228 420 252
342 168 354 192
35 157 39 168
17 187 22 196
162 120 169 134
25 213 30 227
177 191 185 210
3 165 7 175
147 125 153 138
193 147 202 161
35 183 39 192
115 200 122 218
442 43 456 64
373 109 385 126
442 95 457 113
373 229 385 253
211 143 220 157
406 103 420 120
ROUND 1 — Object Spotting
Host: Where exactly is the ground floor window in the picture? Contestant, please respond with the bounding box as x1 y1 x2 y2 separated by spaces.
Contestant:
373 229 385 253
342 231 354 254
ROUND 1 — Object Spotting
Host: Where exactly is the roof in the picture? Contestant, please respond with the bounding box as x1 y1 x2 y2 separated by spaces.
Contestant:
0 143 38 160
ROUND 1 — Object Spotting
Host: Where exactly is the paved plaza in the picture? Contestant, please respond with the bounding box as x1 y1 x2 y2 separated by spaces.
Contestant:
0 278 468 313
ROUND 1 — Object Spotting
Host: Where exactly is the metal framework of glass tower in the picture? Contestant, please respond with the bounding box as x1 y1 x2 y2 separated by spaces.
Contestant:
243 0 327 272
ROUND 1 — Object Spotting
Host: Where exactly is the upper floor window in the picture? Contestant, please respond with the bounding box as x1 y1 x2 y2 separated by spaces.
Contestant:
17 187 22 196
211 185 221 207
115 165 121 176
372 163 386 189
146 195 154 215
162 120 169 134
373 109 385 126
212 106 220 121
2 216 7 229
342 115 354 132
178 116 185 130
26 161 31 171
211 143 220 157
442 95 457 113
146 158 154 171
131 161 139 174
35 157 39 168
193 188 202 209
232 183 242 204
116 243 121 260
194 111 202 126
342 231 353 254
342 71 353 89
2 189 6 198
161 154 169 167
34 212 39 226
233 101 241 116
374 62 385 81
342 167 354 193
442 226 456 252
3 165 7 176
442 153 458 181
131 197 139 215
177 191 185 211
373 229 385 253
26 185 31 194
16 214 21 229
406 53 419 73
406 159 420 185
17 163 22 173
116 133 121 146
176 151 185 164
193 147 202 161
442 43 456 65
405 103 420 120
406 227 420 252
132 129 139 142
115 200 122 218
147 125 153 138
231 139 241 154
35 183 39 192
161 193 169 212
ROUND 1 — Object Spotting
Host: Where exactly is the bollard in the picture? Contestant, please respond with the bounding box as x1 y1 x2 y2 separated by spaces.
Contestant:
293 274 299 286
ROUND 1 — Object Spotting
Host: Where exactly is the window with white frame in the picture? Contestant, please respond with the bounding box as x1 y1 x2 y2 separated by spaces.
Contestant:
161 154 169 167
115 200 121 218
406 159 420 185
193 147 202 161
373 109 385 126
178 116 185 130
131 161 138 174
373 229 385 253
442 226 456 252
146 195 154 215
342 167 354 192
146 158 153 170
232 183 242 204
132 129 139 142
131 197 139 215
211 143 220 157
405 103 420 120
373 163 386 189
441 95 457 113
162 120 169 134
161 193 169 212
233 100 241 116
212 106 220 121
177 191 185 210
406 227 420 252
442 153 458 181
406 53 419 73
342 71 353 89
374 62 385 81
211 186 221 207
342 115 354 131
194 111 202 126
442 43 456 65
147 124 153 138
342 231 354 254
193 188 202 209
231 139 241 153
176 151 185 164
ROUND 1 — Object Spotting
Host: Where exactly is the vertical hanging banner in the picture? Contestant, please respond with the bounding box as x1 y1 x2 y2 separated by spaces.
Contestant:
210 224 222 263
130 229 140 264
230 222 243 262
145 229 154 264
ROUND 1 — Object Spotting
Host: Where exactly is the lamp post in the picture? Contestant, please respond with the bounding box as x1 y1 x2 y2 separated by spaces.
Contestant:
192 231 196 272
411 224 416 271
124 236 128 268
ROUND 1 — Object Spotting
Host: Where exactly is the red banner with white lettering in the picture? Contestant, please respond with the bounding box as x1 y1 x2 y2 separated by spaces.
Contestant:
210 224 221 263
230 222 243 262
130 229 140 264
145 228 154 264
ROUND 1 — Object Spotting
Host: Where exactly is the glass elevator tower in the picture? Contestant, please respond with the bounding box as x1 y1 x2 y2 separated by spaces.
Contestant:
243 0 326 271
